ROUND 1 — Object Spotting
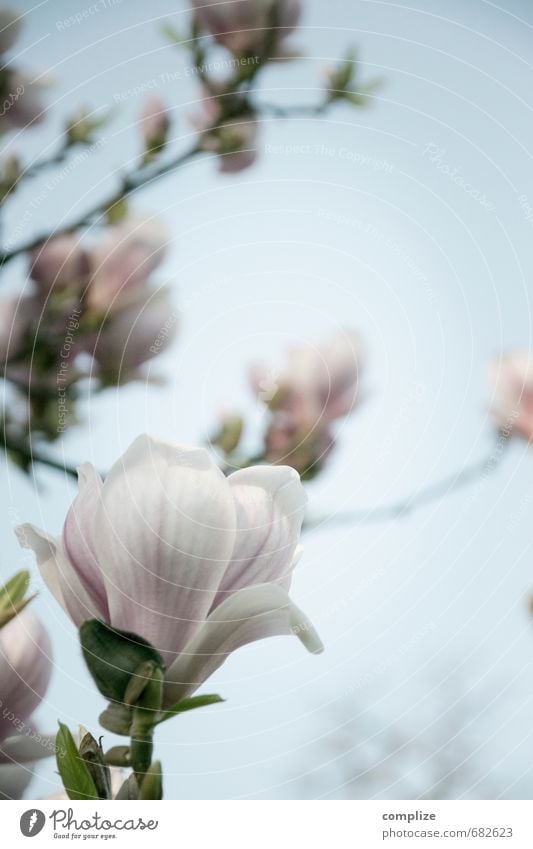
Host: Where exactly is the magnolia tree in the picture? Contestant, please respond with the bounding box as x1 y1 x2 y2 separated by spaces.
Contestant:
0 1 531 801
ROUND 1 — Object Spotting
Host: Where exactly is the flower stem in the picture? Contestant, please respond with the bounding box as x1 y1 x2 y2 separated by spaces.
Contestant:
128 667 164 790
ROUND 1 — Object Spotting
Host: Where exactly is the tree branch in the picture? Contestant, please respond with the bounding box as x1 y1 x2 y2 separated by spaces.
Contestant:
304 434 511 531
1 430 79 479
0 143 203 266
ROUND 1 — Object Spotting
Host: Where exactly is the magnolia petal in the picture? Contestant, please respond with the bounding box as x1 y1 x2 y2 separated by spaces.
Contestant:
93 435 237 662
62 464 109 620
15 524 103 627
211 465 306 610
164 583 323 705
89 218 169 312
0 733 56 765
0 611 52 744
0 762 33 800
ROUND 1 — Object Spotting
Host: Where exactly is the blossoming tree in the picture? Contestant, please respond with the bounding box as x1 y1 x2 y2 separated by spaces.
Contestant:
0 0 531 801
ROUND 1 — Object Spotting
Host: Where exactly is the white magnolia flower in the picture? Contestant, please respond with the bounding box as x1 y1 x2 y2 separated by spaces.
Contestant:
17 435 322 706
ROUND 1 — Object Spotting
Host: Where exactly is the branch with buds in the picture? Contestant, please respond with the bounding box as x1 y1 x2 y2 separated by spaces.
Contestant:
0 1 377 479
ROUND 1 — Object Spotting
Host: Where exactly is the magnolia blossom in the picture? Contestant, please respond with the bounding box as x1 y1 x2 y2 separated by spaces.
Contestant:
190 0 301 57
252 329 364 421
3 221 174 410
0 609 52 799
203 116 258 173
192 87 258 173
29 219 168 312
17 435 322 706
29 235 90 293
88 218 169 313
89 289 177 383
251 329 364 474
489 352 533 441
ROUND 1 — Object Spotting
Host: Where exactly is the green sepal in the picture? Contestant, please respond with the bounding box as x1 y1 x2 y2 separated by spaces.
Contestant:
115 773 139 800
104 745 130 767
99 702 133 736
161 22 186 46
139 761 163 800
79 619 165 704
56 723 99 801
124 660 159 706
158 694 225 724
0 570 34 627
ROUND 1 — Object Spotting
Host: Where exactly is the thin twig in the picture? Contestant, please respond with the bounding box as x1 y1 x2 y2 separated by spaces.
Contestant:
0 144 203 266
23 143 71 179
0 93 333 269
304 435 511 531
253 101 328 118
1 433 79 479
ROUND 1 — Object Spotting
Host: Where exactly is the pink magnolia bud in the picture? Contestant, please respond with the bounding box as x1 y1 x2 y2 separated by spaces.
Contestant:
29 236 90 292
201 116 258 173
263 415 335 479
89 289 178 383
190 0 301 57
252 328 364 423
139 95 170 156
17 434 322 707
88 218 169 313
489 352 533 441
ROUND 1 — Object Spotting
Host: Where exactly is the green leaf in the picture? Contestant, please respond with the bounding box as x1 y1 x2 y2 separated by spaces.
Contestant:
161 22 185 46
139 761 163 800
158 694 225 724
337 47 358 90
0 570 34 628
79 620 165 704
105 197 128 225
0 570 30 610
346 77 384 106
56 723 99 801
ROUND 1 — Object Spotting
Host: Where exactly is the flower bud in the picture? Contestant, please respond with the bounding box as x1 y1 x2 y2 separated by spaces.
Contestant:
29 236 90 292
65 107 107 146
489 351 533 441
139 96 170 163
201 116 258 173
88 218 169 313
190 0 301 58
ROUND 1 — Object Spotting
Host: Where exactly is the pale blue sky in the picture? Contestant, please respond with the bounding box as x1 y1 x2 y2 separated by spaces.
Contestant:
2 0 533 799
